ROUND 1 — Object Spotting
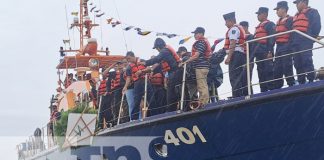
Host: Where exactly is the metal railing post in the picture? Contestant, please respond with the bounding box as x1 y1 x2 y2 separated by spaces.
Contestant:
117 94 125 125
142 74 148 119
26 139 29 157
246 42 252 97
42 127 45 151
180 63 187 111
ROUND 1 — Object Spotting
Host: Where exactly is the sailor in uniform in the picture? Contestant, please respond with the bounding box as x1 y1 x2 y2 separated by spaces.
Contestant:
223 12 248 97
273 1 296 89
291 0 321 84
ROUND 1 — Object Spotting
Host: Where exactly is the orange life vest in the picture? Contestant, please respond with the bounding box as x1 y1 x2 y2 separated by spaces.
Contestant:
224 25 246 50
161 45 181 73
255 20 270 44
150 73 164 86
129 63 146 82
293 8 310 33
192 37 212 59
111 70 124 89
98 80 107 95
276 16 292 43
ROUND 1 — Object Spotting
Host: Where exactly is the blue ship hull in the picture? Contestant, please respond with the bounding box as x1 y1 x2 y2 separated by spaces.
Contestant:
99 81 324 160
29 81 324 160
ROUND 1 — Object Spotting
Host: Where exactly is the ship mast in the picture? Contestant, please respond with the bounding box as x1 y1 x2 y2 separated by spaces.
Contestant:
62 0 99 54
79 0 84 51
57 0 122 70
79 0 97 52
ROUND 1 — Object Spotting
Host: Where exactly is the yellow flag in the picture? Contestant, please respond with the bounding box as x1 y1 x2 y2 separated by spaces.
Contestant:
71 12 78 16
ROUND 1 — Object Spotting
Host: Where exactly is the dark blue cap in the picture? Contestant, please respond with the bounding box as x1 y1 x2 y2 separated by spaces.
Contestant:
191 27 205 34
223 12 236 21
274 1 289 10
293 0 308 4
153 38 166 49
177 46 187 54
239 21 249 27
256 7 269 14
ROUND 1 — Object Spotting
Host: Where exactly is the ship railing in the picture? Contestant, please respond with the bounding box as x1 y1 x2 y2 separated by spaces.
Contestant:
176 29 324 110
202 30 324 102
19 89 99 159
244 29 324 97
106 29 324 126
19 124 58 159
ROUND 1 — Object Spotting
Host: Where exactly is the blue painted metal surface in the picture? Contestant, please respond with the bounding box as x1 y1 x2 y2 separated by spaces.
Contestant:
97 81 324 160
32 81 324 160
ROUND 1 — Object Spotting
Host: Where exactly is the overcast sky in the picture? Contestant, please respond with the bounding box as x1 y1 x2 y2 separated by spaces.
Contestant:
1 0 323 159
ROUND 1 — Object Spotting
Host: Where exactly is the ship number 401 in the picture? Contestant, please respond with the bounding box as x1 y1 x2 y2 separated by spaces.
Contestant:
164 125 207 146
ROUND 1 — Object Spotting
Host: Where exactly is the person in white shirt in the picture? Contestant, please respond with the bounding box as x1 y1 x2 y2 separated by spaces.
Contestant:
223 12 248 97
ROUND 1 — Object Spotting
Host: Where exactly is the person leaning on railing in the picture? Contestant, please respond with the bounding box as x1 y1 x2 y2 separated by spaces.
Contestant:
181 27 211 107
290 0 321 84
123 51 156 120
177 46 197 109
148 60 167 115
142 38 182 112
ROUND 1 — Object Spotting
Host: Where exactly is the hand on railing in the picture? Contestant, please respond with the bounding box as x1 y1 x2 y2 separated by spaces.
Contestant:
122 87 127 95
178 62 185 68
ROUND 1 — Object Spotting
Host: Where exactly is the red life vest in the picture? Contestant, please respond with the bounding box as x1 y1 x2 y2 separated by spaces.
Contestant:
98 80 107 95
276 16 292 43
129 62 146 82
110 79 115 90
255 20 270 44
150 73 164 86
192 37 212 59
112 70 124 89
224 25 246 50
161 45 181 73
293 8 310 33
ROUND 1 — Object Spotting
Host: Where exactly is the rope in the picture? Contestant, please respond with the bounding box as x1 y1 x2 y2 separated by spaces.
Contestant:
98 0 104 47
112 0 128 51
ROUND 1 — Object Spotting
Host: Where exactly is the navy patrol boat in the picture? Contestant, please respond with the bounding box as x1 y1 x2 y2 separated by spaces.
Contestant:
16 0 324 159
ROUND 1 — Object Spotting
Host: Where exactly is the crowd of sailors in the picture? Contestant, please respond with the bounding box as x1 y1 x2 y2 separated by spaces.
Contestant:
51 0 321 129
